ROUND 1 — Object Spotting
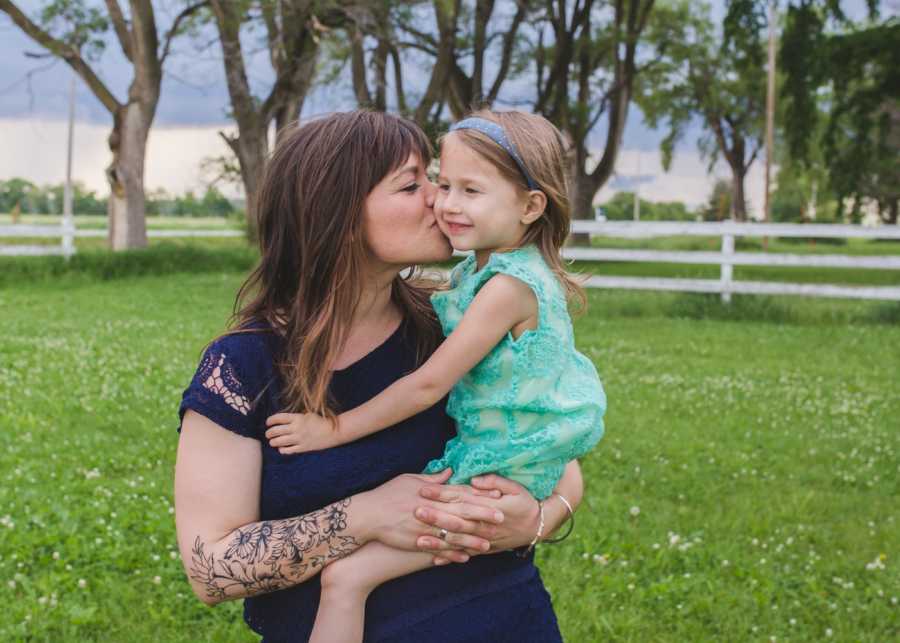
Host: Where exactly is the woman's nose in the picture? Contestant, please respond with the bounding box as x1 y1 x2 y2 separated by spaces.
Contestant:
424 181 437 208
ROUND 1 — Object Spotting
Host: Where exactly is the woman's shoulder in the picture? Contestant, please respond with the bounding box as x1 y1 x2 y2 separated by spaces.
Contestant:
196 321 282 392
179 321 281 439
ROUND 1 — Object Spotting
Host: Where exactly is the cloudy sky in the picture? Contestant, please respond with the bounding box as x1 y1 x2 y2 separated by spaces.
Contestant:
0 0 889 210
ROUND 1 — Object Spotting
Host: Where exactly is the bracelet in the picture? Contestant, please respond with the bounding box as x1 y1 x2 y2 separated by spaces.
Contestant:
542 492 575 544
526 499 545 552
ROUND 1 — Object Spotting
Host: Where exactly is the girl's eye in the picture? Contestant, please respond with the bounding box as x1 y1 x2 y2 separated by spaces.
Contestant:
465 187 479 194
401 183 420 193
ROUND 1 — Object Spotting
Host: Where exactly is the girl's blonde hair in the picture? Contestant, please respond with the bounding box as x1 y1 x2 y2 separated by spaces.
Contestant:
444 109 585 311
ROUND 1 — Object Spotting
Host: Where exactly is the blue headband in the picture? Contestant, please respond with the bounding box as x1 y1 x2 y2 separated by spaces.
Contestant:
449 117 540 191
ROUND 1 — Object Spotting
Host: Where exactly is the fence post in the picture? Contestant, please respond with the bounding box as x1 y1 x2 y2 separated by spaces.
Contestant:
61 217 75 258
720 232 734 303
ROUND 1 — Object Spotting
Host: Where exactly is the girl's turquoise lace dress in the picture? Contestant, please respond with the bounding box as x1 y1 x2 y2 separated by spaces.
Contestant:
424 245 606 499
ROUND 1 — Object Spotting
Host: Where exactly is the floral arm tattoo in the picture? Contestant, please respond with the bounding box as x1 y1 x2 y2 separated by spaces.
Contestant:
189 498 358 601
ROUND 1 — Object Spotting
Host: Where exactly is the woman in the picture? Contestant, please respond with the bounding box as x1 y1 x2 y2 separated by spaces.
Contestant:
174 110 584 642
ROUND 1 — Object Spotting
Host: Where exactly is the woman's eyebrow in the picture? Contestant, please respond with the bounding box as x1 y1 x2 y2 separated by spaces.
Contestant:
391 165 419 183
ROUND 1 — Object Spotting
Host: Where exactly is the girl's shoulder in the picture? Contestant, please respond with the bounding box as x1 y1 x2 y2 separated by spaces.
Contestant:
476 246 557 296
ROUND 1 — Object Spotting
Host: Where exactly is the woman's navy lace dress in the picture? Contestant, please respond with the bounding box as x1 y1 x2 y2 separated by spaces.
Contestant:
178 318 563 643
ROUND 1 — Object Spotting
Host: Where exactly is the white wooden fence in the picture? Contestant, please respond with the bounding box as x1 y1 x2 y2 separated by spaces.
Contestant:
5 220 900 302
0 224 242 257
565 220 900 302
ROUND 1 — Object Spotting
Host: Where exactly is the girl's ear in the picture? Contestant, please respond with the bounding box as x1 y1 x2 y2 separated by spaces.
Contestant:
521 190 548 225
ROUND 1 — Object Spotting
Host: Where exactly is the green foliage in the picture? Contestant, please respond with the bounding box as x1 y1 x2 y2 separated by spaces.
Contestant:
701 179 736 221
600 192 696 221
636 1 766 220
0 179 237 218
780 3 900 222
38 0 109 60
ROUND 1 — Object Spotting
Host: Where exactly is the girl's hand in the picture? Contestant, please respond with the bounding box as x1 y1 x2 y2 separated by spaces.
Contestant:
265 412 336 454
416 474 541 554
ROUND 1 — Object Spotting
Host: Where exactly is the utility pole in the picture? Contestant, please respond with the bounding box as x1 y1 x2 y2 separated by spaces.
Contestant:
763 0 777 249
62 74 76 258
633 151 641 221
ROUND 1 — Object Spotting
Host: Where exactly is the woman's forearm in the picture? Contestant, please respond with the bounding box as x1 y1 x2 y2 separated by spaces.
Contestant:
187 497 373 605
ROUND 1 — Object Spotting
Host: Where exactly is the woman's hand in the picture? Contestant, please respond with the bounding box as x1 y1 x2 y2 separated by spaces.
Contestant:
358 469 505 564
415 474 541 556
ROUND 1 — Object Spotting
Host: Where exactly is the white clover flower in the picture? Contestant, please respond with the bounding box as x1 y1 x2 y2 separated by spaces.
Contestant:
629 506 640 517
52 552 59 560
864 554 886 571
153 576 161 585
77 579 87 589
7 580 15 590
825 629 833 637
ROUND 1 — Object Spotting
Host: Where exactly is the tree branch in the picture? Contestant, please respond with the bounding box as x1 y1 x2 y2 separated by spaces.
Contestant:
104 0 133 62
160 1 209 66
0 0 122 114
486 0 527 104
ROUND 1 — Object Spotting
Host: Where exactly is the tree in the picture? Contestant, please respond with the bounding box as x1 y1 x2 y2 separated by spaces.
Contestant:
0 0 206 249
208 0 342 238
780 2 899 223
338 0 531 133
522 0 694 241
0 178 40 213
701 178 735 221
638 0 767 222
601 191 694 220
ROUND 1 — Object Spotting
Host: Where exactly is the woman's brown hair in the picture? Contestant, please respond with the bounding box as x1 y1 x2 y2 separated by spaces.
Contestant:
228 110 443 418
444 109 586 312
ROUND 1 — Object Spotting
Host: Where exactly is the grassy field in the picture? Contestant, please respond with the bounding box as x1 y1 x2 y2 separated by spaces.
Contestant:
0 248 898 641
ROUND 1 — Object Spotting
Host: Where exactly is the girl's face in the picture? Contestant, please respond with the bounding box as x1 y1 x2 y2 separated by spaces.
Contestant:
362 154 452 271
435 133 530 264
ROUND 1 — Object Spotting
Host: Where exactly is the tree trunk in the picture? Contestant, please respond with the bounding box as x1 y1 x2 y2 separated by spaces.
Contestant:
569 171 596 246
883 198 898 225
730 165 747 221
106 103 151 250
223 127 268 241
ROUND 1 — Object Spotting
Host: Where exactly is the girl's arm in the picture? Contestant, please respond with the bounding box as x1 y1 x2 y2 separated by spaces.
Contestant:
175 411 502 605
333 274 536 443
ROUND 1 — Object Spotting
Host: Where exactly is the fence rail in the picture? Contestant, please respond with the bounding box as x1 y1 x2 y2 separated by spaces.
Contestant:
566 220 900 302
0 224 242 257
4 220 900 302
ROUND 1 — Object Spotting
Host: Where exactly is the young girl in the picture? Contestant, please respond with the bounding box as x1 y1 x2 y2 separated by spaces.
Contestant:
265 110 606 643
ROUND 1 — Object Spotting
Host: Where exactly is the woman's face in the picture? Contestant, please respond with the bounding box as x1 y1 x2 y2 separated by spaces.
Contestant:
362 154 452 270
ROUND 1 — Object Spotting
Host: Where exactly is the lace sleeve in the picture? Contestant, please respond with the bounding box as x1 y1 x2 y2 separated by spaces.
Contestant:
178 335 269 440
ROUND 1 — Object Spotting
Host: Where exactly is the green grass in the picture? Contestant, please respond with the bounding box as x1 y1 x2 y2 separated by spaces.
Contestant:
0 253 898 641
